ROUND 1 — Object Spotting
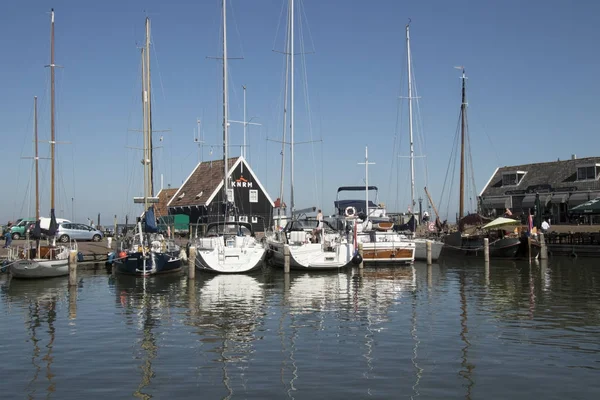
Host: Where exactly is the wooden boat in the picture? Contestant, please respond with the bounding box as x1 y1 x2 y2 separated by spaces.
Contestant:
440 70 540 260
10 12 71 279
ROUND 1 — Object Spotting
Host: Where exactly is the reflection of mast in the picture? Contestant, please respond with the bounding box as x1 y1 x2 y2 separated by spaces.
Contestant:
459 273 474 399
410 265 423 398
133 291 157 400
26 298 58 397
279 284 298 397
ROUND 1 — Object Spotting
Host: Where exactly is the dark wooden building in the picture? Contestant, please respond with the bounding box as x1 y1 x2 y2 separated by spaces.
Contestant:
167 157 274 233
479 156 600 224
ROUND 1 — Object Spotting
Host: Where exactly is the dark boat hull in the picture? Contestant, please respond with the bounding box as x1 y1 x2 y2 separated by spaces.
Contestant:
442 232 541 259
113 250 183 276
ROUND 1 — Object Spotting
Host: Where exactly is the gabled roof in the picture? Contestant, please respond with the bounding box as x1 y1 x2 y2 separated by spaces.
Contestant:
168 156 274 208
155 188 178 216
480 156 600 197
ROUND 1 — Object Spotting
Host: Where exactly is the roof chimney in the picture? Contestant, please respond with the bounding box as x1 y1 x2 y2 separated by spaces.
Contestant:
572 154 577 160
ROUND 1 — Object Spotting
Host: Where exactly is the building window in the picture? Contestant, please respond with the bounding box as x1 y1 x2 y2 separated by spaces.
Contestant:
228 216 236 222
239 216 248 223
226 188 234 202
249 190 258 203
251 216 258 223
502 171 526 186
577 166 598 181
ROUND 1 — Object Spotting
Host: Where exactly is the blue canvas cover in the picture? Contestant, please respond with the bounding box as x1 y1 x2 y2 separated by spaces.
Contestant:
144 206 158 233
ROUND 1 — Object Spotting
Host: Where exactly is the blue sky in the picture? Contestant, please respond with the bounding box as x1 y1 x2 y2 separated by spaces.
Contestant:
1 0 599 225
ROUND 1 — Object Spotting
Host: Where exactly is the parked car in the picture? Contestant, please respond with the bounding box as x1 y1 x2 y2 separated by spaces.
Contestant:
56 223 103 242
10 218 37 240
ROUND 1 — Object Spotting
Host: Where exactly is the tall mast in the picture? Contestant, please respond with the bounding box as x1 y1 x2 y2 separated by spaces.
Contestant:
277 3 291 225
34 96 39 221
459 68 467 222
242 85 246 158
146 17 154 201
289 0 295 216
50 8 56 212
141 46 148 211
406 23 415 215
222 0 229 204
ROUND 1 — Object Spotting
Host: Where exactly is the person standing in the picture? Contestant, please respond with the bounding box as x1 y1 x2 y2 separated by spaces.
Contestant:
541 219 550 233
3 222 13 248
315 209 324 243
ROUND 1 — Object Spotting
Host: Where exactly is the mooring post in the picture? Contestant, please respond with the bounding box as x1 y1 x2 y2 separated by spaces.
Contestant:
188 246 196 280
426 240 432 265
358 243 364 269
539 232 548 260
68 249 78 287
107 237 112 249
68 284 77 320
483 238 490 264
284 244 291 273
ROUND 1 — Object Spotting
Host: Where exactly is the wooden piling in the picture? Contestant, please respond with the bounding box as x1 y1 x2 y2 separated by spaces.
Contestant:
426 240 432 265
539 233 548 260
68 284 77 320
68 249 78 287
188 246 196 280
284 244 291 273
483 238 490 264
358 243 364 269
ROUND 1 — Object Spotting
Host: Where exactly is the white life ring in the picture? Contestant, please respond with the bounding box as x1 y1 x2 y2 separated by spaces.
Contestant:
345 206 357 217
428 222 436 232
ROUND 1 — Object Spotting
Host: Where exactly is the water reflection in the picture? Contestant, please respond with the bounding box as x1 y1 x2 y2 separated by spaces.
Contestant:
109 274 185 399
459 272 474 400
189 273 267 399
2 277 68 399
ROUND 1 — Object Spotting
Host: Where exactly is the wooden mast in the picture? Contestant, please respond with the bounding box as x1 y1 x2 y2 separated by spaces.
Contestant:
50 8 56 214
459 68 467 222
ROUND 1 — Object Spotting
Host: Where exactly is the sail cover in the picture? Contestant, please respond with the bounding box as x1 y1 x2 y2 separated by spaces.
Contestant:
48 208 58 236
144 206 158 233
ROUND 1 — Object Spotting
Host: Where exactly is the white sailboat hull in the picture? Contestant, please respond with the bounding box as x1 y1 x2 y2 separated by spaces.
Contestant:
10 258 69 279
194 237 266 274
267 240 354 270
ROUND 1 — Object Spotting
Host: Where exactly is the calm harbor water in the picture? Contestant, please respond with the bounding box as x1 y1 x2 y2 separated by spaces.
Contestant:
1 258 599 399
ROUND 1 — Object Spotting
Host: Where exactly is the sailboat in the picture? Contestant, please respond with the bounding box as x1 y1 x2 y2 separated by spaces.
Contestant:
441 68 541 259
401 23 444 262
343 147 415 265
112 17 183 276
192 0 266 274
10 10 71 279
265 0 354 270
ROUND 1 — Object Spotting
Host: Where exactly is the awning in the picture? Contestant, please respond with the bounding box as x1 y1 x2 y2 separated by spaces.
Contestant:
568 192 600 206
569 197 600 214
522 193 552 208
482 217 521 230
550 193 568 204
481 196 511 209
521 194 536 208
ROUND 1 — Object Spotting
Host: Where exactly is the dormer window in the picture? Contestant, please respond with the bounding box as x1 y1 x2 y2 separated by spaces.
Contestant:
502 171 526 186
577 164 600 181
